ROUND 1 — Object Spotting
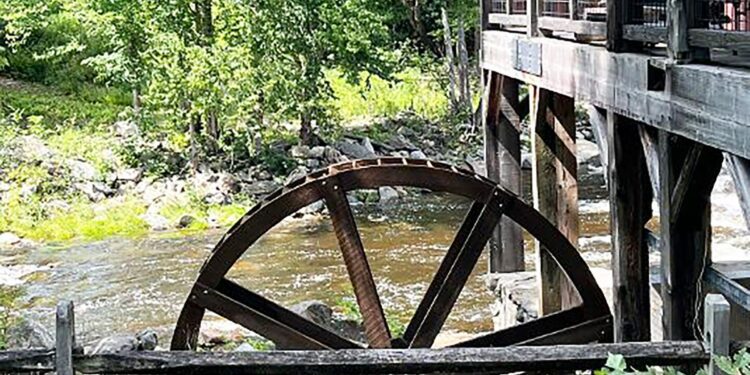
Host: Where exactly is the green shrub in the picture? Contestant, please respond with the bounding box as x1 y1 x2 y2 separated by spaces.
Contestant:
328 68 448 122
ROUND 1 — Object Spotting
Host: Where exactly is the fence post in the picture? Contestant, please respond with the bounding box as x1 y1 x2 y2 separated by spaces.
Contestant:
704 294 730 375
56 300 75 375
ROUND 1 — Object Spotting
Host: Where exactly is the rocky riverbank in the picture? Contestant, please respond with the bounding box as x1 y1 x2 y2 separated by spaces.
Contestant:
0 109 604 247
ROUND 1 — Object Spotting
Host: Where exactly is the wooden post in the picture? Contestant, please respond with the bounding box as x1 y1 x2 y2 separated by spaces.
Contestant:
56 300 75 375
704 294 730 375
668 0 709 61
528 0 539 36
586 106 609 186
658 132 723 340
485 73 525 273
608 113 653 342
569 0 578 19
482 0 492 30
608 0 642 51
726 155 750 230
531 87 579 314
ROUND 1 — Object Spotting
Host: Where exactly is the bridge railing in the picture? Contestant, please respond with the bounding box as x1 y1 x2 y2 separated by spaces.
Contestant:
484 0 750 56
1 296 746 374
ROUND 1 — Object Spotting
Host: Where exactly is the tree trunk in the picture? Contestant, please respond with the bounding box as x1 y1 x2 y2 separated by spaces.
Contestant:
132 88 141 114
401 0 441 57
442 8 459 110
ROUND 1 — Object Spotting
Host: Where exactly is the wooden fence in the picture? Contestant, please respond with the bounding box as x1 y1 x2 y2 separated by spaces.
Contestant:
1 295 747 374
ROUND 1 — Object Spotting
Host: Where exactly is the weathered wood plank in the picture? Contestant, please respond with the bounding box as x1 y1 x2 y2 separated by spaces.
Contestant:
409 196 503 348
704 294 730 375
489 14 528 27
485 73 524 273
538 17 606 37
608 113 653 342
623 25 667 44
586 105 609 185
72 342 710 374
56 300 75 375
531 87 579 315
0 350 54 372
528 0 539 36
659 133 722 340
726 155 750 230
688 29 750 49
639 126 661 201
324 179 391 348
667 0 690 60
482 31 750 160
704 266 750 313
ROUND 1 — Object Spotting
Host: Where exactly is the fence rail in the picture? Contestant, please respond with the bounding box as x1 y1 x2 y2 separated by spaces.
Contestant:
0 295 745 374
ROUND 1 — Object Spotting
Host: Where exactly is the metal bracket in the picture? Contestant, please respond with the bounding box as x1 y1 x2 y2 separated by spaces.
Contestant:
514 39 542 76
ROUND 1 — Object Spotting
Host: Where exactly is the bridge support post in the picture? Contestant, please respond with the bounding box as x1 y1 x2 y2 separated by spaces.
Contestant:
530 86 579 314
658 132 723 340
607 113 653 342
484 72 525 273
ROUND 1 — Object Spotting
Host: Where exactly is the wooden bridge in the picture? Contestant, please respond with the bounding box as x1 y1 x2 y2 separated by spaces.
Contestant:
481 0 750 343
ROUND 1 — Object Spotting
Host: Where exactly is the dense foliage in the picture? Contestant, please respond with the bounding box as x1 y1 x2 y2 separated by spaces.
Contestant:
0 0 477 172
0 0 480 242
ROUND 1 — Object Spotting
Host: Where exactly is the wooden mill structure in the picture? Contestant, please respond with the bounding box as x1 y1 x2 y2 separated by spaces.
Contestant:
481 0 750 343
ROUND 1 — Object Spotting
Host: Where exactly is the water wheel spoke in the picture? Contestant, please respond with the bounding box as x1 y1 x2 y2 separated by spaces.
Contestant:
402 200 485 344
323 181 391 348
406 193 504 348
192 279 361 350
449 306 603 347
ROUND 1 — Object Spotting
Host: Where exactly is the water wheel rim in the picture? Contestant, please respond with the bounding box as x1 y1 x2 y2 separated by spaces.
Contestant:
171 158 611 350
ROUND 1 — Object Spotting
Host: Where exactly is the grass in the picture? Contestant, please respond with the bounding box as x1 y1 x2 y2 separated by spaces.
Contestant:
0 189 253 243
0 286 21 350
0 79 129 133
327 68 448 122
0 67 449 244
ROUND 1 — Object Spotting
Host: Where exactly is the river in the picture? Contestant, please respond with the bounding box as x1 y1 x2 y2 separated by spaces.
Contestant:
2 166 749 348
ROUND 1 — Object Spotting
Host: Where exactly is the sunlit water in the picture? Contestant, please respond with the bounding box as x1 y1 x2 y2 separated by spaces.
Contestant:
2 166 748 348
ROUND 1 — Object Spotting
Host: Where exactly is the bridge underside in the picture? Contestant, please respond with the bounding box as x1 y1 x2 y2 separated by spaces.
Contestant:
481 27 750 343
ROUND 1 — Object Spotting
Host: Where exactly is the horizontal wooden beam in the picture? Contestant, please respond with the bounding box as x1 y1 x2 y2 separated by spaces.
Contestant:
72 342 708 374
538 17 606 36
482 30 750 159
689 29 750 50
704 266 750 312
489 13 528 27
623 25 667 44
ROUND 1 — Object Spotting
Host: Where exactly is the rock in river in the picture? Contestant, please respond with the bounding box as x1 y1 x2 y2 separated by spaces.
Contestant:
90 329 158 354
291 301 366 343
5 317 54 349
0 232 22 246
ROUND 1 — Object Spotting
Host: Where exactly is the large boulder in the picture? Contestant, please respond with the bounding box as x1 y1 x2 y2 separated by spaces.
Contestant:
242 180 279 196
378 187 399 206
12 136 55 162
577 139 602 168
487 272 538 331
116 168 143 183
291 301 366 344
335 139 375 160
5 317 54 349
67 159 100 182
141 208 170 231
90 329 158 354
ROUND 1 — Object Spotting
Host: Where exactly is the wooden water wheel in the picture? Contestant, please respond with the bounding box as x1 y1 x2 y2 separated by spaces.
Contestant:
171 158 612 350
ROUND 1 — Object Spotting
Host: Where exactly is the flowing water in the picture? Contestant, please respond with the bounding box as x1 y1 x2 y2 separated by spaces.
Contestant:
2 166 749 348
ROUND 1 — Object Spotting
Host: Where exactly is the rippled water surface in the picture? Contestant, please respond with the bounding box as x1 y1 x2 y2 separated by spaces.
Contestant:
3 167 749 347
